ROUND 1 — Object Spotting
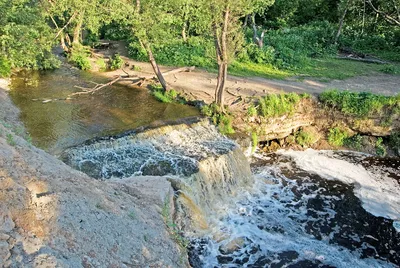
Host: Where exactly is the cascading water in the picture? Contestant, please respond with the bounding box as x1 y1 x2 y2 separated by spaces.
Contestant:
189 151 400 267
62 117 253 233
62 118 400 267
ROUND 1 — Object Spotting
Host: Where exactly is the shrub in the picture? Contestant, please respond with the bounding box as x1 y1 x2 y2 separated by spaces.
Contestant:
296 129 315 147
68 45 91 70
151 85 178 103
389 132 400 156
0 56 11 77
110 53 124 70
201 103 235 135
375 137 386 157
96 58 107 71
258 93 302 118
344 134 363 150
247 104 257 117
328 127 349 147
380 65 399 74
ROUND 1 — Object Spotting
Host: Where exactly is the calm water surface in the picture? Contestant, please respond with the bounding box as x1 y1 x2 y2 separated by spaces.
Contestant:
9 66 199 154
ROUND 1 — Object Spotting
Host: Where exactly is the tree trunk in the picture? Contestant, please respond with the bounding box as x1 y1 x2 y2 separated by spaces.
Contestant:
60 33 69 53
334 2 349 44
213 6 230 110
142 40 170 91
73 12 84 45
251 14 265 48
182 20 188 42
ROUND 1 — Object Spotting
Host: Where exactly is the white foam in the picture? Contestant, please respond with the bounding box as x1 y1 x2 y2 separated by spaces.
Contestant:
279 149 400 220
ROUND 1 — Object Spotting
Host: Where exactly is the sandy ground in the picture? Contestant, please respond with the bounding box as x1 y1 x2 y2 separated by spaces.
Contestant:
94 41 400 111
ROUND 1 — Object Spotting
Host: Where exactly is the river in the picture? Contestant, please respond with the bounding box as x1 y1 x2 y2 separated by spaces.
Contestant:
8 68 400 268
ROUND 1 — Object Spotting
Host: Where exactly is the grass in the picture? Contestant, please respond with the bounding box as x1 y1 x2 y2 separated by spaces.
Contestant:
6 133 16 146
319 90 400 117
258 93 304 118
150 84 178 103
229 58 400 81
251 132 258 153
201 103 235 135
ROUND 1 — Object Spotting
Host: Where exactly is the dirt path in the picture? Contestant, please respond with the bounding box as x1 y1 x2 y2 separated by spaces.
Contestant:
94 42 399 110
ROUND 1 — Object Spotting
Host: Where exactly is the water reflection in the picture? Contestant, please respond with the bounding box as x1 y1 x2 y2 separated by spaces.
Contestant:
9 66 199 154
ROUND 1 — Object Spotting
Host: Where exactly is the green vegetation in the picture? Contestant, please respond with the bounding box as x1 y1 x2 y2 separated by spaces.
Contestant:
110 54 124 70
258 93 303 118
296 129 315 147
68 45 92 70
344 134 363 150
389 132 400 156
96 58 107 72
247 104 257 117
6 133 16 146
320 90 400 117
162 196 188 250
327 127 349 147
201 104 235 135
151 85 179 103
375 137 386 157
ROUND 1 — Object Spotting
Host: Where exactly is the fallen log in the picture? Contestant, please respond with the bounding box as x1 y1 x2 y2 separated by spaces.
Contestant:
336 56 388 64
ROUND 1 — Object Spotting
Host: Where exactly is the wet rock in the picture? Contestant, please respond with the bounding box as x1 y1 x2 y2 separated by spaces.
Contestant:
219 237 245 254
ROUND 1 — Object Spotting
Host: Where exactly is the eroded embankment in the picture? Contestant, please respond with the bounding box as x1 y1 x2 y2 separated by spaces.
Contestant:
233 94 400 156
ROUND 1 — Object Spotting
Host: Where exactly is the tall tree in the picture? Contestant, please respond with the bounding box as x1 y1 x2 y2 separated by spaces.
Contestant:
132 0 181 91
0 0 58 74
205 0 274 109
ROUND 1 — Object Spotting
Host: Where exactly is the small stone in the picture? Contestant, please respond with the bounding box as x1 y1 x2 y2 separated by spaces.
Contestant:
0 234 9 241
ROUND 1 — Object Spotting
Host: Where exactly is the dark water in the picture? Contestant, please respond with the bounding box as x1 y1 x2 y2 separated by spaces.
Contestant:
189 152 400 268
9 66 199 154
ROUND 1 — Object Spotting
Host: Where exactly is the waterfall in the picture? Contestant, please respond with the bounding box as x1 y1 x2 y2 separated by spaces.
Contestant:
62 117 253 234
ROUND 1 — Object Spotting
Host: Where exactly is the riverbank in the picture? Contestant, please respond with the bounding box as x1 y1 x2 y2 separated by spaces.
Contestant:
87 45 400 157
0 83 187 267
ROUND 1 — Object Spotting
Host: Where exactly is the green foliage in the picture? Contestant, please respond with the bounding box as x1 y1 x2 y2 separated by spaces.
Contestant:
327 127 349 147
110 53 124 70
247 104 257 117
0 0 59 73
344 134 363 150
380 65 400 75
258 93 302 118
6 133 16 146
95 58 107 72
0 57 11 77
375 137 386 157
68 45 91 70
251 132 258 153
151 85 178 103
320 90 400 117
201 104 235 135
162 196 188 250
296 129 315 147
389 132 400 156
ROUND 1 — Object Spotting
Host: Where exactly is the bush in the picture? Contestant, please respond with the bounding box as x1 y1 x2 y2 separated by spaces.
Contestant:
96 58 107 71
328 127 349 147
151 85 178 103
258 93 302 118
296 130 315 147
319 90 400 117
0 56 11 77
344 134 363 150
375 137 386 156
201 103 235 135
110 53 124 70
68 45 91 70
389 132 400 156
247 104 257 117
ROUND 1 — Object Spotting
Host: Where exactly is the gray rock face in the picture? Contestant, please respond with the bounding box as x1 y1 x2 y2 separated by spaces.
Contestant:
0 122 185 267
